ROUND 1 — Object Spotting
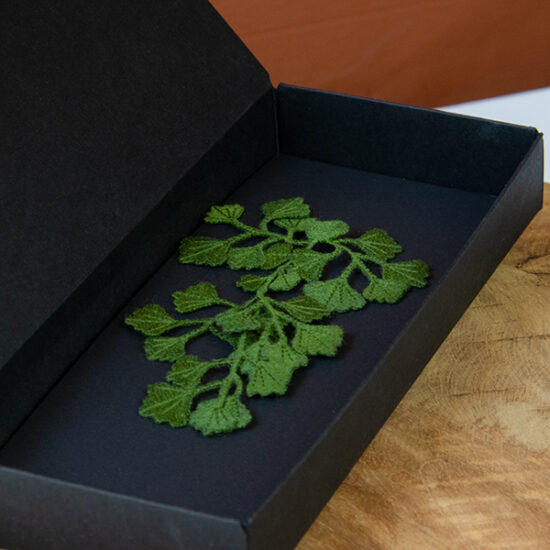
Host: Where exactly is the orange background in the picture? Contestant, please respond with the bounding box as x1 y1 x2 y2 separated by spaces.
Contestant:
211 0 550 107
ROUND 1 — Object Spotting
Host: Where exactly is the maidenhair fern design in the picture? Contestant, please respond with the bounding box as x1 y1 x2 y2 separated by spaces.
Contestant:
125 198 429 436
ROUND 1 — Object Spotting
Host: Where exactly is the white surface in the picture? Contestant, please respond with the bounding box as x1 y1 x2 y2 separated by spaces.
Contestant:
441 87 549 181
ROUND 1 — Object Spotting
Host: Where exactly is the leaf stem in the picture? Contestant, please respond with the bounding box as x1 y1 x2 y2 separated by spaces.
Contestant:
176 318 213 327
231 219 308 246
208 358 232 367
196 380 223 393
219 333 247 402
217 299 237 308
183 323 214 343
333 243 376 280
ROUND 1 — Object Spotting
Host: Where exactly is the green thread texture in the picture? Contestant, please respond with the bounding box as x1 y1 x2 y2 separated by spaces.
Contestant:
125 197 430 436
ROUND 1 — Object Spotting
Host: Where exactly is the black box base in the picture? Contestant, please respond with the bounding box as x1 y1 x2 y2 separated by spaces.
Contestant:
1 154 496 530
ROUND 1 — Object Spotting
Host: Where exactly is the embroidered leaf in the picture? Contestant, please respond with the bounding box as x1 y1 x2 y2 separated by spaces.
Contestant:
302 219 349 242
242 339 307 396
262 242 292 269
125 304 181 336
363 277 409 304
354 229 403 262
215 309 261 332
166 355 210 386
228 244 265 270
261 197 310 221
245 338 308 370
189 394 252 436
269 267 301 291
139 383 194 427
204 204 244 224
279 296 329 322
265 341 308 376
273 218 310 231
382 260 430 288
242 357 293 396
237 274 268 291
144 329 201 362
179 236 230 266
291 248 331 281
304 277 366 313
127 196 430 436
292 324 344 356
144 336 188 362
172 282 221 313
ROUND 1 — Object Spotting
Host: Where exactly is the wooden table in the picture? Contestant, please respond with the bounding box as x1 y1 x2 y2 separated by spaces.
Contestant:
298 184 550 548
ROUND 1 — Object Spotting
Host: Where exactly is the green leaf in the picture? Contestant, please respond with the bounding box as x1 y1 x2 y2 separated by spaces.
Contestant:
215 309 261 332
382 260 429 288
262 242 292 269
279 295 329 322
166 355 210 386
265 338 308 370
244 337 308 370
261 197 310 221
354 229 403 263
242 339 307 396
363 277 409 304
228 244 265 270
304 277 366 313
179 236 230 266
291 248 331 282
292 324 344 356
189 394 252 435
125 304 181 336
139 382 194 427
243 359 293 396
236 274 269 292
172 282 221 313
144 332 196 361
273 218 310 231
204 204 244 224
302 219 349 242
269 267 301 291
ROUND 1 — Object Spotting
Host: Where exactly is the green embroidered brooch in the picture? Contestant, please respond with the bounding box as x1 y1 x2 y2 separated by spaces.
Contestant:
125 197 430 436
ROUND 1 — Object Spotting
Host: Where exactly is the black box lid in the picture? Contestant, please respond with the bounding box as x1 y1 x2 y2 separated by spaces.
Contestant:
0 1 271 387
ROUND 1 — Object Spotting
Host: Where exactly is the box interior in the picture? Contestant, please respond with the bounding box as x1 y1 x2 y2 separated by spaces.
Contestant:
0 152 498 523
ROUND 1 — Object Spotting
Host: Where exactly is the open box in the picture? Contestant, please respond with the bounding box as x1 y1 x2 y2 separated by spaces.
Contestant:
0 2 543 549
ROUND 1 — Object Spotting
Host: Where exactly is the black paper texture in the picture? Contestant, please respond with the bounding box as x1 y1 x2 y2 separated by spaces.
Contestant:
0 0 274 444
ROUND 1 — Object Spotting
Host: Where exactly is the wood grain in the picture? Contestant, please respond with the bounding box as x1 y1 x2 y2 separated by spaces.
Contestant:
297 184 550 549
211 0 550 108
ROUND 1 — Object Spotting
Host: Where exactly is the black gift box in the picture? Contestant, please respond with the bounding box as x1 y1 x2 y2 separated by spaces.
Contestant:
0 2 543 549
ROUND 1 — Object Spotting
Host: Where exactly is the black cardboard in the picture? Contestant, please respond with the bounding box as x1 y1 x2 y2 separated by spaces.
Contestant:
277 84 538 194
0 0 274 444
0 467 246 550
0 3 544 549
